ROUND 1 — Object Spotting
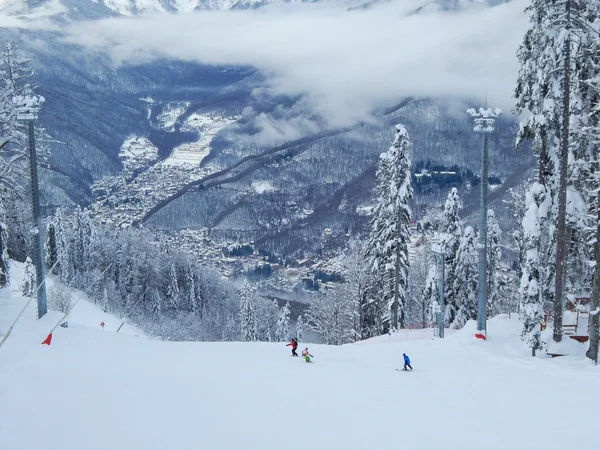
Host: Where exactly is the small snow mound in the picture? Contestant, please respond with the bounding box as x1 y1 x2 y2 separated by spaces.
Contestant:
449 315 523 344
545 337 588 357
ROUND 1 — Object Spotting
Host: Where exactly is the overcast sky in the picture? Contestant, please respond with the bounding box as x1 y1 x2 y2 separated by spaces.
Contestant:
3 0 529 130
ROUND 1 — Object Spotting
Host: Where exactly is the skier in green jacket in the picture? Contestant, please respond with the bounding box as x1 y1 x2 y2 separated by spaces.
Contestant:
302 347 313 363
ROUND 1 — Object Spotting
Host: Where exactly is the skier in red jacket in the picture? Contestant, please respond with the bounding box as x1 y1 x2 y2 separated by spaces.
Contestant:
286 338 298 356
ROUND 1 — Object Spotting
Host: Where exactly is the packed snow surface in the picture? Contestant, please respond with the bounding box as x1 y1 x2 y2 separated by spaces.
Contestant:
1 267 599 450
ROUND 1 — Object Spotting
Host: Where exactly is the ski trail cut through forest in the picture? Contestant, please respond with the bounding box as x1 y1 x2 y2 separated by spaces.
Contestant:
138 98 414 225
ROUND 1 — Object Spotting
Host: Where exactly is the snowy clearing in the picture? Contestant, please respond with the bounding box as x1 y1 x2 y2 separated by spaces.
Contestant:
1 264 599 450
118 136 158 172
251 179 275 194
163 114 237 167
156 102 190 132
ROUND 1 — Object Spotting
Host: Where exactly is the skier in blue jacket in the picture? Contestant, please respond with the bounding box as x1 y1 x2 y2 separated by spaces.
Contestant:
403 353 413 371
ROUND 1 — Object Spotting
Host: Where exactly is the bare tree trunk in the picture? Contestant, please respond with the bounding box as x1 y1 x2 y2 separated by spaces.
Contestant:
393 243 400 330
554 0 571 343
538 129 549 184
586 193 600 363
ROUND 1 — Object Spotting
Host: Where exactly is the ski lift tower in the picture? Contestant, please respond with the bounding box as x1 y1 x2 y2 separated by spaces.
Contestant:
467 106 502 339
431 235 446 338
13 95 47 318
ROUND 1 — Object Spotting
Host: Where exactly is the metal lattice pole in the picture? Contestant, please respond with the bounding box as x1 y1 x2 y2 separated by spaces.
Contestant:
27 120 47 318
432 238 446 338
477 132 489 333
467 106 501 336
438 248 445 338
13 95 47 319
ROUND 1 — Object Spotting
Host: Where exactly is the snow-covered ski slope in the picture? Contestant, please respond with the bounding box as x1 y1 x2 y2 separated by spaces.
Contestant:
1 269 599 450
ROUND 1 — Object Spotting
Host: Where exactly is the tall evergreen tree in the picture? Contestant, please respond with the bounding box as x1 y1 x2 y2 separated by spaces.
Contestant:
166 263 180 310
515 0 561 340
275 302 291 342
54 209 70 283
101 287 110 313
422 265 439 327
185 267 198 313
486 210 502 316
260 299 280 342
21 256 35 297
503 181 531 284
584 8 600 360
223 314 238 341
295 314 305 342
586 193 600 362
520 184 547 356
440 188 463 325
150 288 162 318
452 226 479 328
366 123 413 332
239 281 258 342
72 207 93 279
45 220 58 273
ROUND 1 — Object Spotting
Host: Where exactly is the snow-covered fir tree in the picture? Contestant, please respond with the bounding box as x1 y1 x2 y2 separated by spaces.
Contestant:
253 298 278 342
150 288 162 318
185 266 198 314
486 210 502 315
514 0 559 338
422 265 439 327
21 256 35 297
440 188 463 325
519 184 546 356
54 209 70 283
72 208 94 279
239 280 258 342
495 264 520 317
101 287 110 313
275 302 291 342
295 314 305 341
452 226 479 328
583 4 600 360
45 220 57 274
223 314 238 341
418 205 445 236
366 123 413 332
503 181 531 283
565 1 600 310
166 262 180 310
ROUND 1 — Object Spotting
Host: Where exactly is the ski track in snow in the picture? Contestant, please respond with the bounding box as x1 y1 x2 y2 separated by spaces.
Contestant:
1 262 599 450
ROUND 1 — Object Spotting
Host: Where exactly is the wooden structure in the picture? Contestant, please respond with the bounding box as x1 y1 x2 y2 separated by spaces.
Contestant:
543 308 590 356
